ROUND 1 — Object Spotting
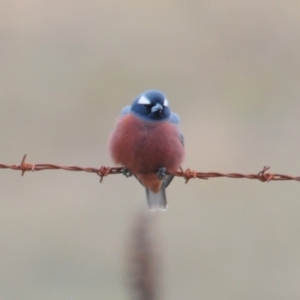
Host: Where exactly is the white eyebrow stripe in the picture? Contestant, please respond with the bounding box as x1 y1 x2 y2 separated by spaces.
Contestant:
163 99 169 107
138 95 151 105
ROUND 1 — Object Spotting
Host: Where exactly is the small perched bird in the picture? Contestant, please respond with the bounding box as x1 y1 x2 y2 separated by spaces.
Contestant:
108 90 184 211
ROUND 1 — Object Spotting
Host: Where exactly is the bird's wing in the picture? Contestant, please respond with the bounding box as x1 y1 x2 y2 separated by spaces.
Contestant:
179 132 184 146
168 112 184 145
166 113 184 186
163 174 175 188
120 105 131 115
168 112 180 124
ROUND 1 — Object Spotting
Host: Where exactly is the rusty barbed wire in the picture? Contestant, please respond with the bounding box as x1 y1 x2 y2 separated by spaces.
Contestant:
1 154 300 183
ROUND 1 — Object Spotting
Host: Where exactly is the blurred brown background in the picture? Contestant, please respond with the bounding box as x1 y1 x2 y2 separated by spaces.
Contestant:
1 1 300 299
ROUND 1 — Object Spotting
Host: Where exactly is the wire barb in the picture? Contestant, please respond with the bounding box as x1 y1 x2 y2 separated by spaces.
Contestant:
182 168 203 183
20 154 28 176
1 154 300 183
97 166 111 183
257 166 272 182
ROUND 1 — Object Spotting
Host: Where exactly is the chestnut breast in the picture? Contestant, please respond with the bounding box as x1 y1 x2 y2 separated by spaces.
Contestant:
109 113 184 174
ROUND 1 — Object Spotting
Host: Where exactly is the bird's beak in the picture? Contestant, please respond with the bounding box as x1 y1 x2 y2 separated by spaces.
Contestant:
151 103 163 113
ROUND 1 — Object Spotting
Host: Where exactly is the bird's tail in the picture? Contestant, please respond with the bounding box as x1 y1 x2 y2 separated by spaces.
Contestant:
145 185 167 211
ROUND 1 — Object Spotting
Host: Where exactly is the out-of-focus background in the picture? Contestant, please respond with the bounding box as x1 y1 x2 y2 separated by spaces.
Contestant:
1 1 300 299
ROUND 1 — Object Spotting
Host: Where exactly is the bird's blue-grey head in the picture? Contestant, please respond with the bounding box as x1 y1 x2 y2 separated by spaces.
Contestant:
131 90 171 121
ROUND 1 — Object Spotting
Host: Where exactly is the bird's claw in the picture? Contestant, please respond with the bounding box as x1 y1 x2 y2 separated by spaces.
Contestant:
122 167 132 177
157 167 166 181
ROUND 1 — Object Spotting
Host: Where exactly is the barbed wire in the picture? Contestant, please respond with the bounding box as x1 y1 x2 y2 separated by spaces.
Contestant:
1 155 300 183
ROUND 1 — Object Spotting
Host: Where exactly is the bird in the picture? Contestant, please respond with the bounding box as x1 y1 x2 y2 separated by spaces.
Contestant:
108 90 184 211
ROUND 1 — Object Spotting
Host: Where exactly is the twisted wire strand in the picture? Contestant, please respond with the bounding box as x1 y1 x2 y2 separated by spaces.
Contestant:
1 155 300 183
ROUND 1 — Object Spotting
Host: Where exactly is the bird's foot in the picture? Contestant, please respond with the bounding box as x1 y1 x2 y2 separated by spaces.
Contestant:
157 167 166 181
122 167 132 178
